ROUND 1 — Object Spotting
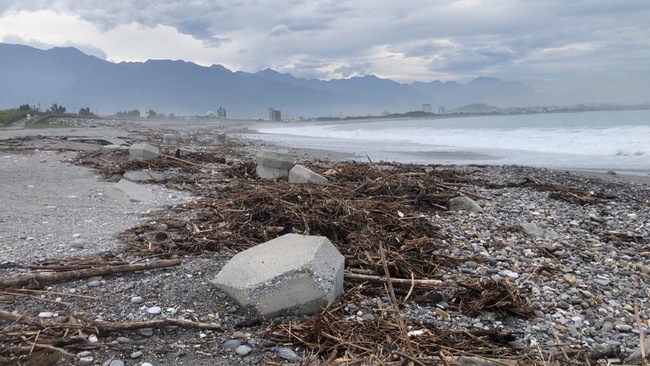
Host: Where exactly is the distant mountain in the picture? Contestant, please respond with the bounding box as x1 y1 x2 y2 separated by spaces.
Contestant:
0 43 544 118
410 76 540 109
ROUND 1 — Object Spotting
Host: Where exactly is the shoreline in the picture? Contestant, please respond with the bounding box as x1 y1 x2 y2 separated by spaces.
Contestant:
1 120 650 365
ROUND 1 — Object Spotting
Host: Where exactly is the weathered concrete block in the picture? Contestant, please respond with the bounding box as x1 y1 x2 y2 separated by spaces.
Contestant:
129 143 160 159
255 150 295 179
123 170 165 182
448 196 483 213
162 134 178 145
211 234 345 317
289 164 328 184
104 179 155 202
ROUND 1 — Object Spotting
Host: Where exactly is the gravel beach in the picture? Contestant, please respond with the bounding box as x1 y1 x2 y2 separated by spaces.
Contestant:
1 117 649 365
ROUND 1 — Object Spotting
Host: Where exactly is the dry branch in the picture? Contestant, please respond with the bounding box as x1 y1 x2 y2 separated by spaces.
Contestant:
0 259 181 289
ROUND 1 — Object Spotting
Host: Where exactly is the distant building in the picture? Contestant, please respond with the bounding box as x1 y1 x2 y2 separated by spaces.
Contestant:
138 109 149 118
217 107 226 118
422 104 432 113
438 106 446 114
269 107 282 121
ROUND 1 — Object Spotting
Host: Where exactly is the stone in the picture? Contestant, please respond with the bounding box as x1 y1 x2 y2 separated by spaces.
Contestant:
288 164 328 184
129 143 160 159
520 222 560 240
211 233 345 317
235 345 252 356
255 150 295 180
104 179 156 203
123 170 165 182
448 196 483 213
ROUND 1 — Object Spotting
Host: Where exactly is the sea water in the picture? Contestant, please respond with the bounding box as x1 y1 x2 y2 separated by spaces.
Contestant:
257 109 650 174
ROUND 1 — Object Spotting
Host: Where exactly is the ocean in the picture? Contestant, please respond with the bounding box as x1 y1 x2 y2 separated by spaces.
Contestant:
255 109 650 174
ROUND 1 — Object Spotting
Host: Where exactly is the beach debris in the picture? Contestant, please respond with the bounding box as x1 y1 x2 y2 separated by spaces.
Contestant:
254 149 295 179
448 195 484 212
0 258 181 289
104 179 156 202
211 234 345 317
128 143 160 159
288 164 328 184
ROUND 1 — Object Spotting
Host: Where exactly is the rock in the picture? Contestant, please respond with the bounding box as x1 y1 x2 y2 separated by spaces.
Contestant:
128 143 160 159
147 306 162 315
223 339 242 349
448 196 483 213
138 328 154 337
520 222 559 240
130 350 143 359
212 233 345 317
131 296 143 304
235 345 252 356
104 179 156 203
255 150 295 180
288 164 328 184
123 170 165 182
38 311 54 318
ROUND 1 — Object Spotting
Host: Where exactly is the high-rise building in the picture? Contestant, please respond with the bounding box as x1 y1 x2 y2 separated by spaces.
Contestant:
269 107 282 121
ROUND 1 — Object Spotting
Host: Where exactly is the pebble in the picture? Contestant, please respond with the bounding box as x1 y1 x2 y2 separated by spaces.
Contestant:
223 339 242 349
131 296 143 304
139 328 154 337
78 356 94 365
88 334 99 343
147 306 162 315
130 350 143 359
104 360 125 366
615 324 633 332
88 280 102 287
38 311 54 318
235 345 252 356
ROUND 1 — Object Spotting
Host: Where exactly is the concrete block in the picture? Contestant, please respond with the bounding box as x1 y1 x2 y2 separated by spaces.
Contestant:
129 143 160 159
448 196 483 213
289 164 328 184
162 134 178 145
123 170 165 182
255 150 295 179
211 234 345 317
104 179 156 202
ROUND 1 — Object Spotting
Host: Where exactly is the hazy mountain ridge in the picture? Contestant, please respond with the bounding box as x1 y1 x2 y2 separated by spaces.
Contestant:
0 43 544 118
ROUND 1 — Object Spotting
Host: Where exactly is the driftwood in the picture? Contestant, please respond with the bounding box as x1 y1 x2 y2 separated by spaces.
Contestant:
0 259 181 289
0 309 221 334
345 272 444 287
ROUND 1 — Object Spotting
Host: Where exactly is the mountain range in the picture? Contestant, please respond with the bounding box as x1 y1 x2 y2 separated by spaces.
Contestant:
0 43 544 119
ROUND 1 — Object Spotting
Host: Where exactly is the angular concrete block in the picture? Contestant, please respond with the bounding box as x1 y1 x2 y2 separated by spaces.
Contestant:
289 164 328 184
211 234 345 317
123 170 165 182
162 134 178 145
448 196 483 213
104 179 156 202
129 143 160 159
255 150 295 179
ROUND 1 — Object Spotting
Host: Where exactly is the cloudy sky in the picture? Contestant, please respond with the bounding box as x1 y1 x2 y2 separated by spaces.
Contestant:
1 0 649 104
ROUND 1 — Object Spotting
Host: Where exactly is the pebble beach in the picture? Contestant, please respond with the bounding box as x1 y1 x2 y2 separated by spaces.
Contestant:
1 117 649 365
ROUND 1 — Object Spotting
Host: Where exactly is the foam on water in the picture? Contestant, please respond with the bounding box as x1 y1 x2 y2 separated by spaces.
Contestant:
258 110 650 171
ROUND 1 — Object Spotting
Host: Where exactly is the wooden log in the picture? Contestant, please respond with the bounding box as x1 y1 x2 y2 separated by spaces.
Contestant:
0 259 181 289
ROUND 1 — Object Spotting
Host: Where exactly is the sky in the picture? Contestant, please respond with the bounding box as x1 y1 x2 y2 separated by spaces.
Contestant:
1 0 649 104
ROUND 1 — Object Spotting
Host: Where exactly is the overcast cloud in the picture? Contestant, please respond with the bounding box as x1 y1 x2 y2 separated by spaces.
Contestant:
1 0 649 104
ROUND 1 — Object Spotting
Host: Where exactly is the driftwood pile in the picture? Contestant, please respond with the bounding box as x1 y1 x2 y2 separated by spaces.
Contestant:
1 144 621 365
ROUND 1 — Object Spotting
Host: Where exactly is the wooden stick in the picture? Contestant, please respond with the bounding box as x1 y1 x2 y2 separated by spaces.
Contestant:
380 245 413 354
0 259 181 289
0 309 221 334
345 272 443 287
634 301 647 362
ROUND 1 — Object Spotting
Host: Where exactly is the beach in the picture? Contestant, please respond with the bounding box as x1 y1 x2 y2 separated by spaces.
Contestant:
1 117 649 365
